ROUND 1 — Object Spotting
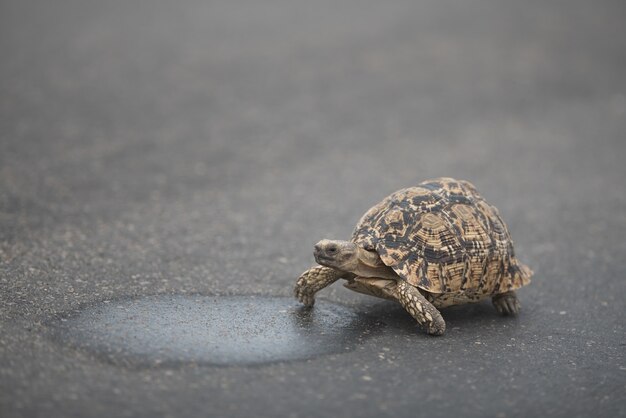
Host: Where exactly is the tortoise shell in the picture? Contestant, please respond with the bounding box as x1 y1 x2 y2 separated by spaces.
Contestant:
351 178 532 300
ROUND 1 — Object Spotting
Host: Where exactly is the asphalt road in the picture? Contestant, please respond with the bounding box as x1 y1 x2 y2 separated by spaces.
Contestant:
1 1 625 417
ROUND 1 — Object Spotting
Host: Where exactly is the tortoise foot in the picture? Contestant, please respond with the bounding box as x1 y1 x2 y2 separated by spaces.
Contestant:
492 291 520 315
294 266 344 307
396 281 446 336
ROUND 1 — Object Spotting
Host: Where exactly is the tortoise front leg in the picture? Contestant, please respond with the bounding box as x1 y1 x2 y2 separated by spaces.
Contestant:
395 281 446 336
294 266 350 307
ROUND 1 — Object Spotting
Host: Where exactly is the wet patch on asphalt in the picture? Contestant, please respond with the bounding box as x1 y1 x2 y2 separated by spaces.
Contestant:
47 295 381 367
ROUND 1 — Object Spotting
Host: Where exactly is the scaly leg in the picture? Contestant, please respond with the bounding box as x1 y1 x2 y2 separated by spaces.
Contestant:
396 281 446 336
294 266 349 307
492 290 520 315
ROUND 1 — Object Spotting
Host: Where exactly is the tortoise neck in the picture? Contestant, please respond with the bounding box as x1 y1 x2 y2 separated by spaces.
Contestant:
354 247 398 280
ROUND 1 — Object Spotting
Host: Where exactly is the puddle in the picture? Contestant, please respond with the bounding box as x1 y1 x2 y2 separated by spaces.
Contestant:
48 295 378 366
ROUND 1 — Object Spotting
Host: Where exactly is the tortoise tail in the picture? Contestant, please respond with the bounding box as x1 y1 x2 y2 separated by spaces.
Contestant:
509 258 533 289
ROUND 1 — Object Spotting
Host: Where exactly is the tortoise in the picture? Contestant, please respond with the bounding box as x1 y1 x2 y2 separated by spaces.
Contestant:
294 177 532 335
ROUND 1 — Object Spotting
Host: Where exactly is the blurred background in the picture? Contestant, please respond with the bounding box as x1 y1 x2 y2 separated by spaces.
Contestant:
1 1 625 417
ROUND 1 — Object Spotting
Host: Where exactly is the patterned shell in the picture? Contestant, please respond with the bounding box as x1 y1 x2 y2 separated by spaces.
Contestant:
351 178 532 297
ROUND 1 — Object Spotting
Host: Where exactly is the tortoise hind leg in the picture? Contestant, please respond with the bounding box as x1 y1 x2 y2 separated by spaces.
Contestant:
492 290 520 315
395 281 446 336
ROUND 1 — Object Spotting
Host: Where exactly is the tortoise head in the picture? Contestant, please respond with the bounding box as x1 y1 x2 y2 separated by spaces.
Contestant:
314 239 359 272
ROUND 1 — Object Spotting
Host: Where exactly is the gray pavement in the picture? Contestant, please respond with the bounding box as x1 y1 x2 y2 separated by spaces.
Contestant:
1 1 625 417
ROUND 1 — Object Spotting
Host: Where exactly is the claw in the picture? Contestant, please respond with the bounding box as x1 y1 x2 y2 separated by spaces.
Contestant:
300 294 315 307
494 302 504 315
505 299 514 315
293 266 343 307
493 292 520 316
294 275 316 306
505 296 520 315
427 320 446 336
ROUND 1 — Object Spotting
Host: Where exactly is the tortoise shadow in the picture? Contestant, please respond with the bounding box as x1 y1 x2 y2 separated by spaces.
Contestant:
355 299 517 334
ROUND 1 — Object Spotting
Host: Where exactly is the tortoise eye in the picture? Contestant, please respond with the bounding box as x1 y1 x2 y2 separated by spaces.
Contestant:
327 246 337 253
